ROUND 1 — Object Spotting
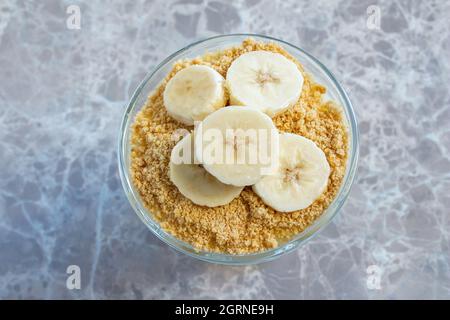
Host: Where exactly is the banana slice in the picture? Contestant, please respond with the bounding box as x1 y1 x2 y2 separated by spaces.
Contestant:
226 51 304 117
170 133 243 207
163 65 227 125
253 133 330 212
194 106 279 187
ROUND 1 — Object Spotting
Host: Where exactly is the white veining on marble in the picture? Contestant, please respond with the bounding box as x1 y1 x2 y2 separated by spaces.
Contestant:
0 0 449 299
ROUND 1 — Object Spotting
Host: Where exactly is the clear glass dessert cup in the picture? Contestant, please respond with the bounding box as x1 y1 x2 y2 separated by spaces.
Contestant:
118 34 359 265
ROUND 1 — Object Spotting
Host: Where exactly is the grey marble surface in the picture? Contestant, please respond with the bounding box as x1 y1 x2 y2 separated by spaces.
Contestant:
0 0 449 299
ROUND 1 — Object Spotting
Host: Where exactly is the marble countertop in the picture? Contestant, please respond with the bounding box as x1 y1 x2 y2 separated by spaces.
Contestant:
0 0 449 299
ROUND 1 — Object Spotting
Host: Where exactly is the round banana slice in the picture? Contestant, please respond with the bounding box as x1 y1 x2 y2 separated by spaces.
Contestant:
170 133 243 207
163 65 227 125
194 106 279 187
226 51 304 117
253 133 330 212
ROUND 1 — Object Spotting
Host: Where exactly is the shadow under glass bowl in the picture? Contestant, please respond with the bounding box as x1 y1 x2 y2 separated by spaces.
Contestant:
118 34 359 265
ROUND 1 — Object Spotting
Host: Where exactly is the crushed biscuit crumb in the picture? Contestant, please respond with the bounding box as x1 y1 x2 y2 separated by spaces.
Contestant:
130 39 348 254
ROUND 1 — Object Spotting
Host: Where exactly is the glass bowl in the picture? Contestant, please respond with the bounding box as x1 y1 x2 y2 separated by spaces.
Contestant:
118 34 359 265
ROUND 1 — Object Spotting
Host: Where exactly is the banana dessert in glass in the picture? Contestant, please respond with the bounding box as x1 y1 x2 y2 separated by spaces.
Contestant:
130 39 348 254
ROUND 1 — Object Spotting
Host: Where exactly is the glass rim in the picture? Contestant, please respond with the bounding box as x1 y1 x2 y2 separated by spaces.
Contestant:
118 33 360 265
